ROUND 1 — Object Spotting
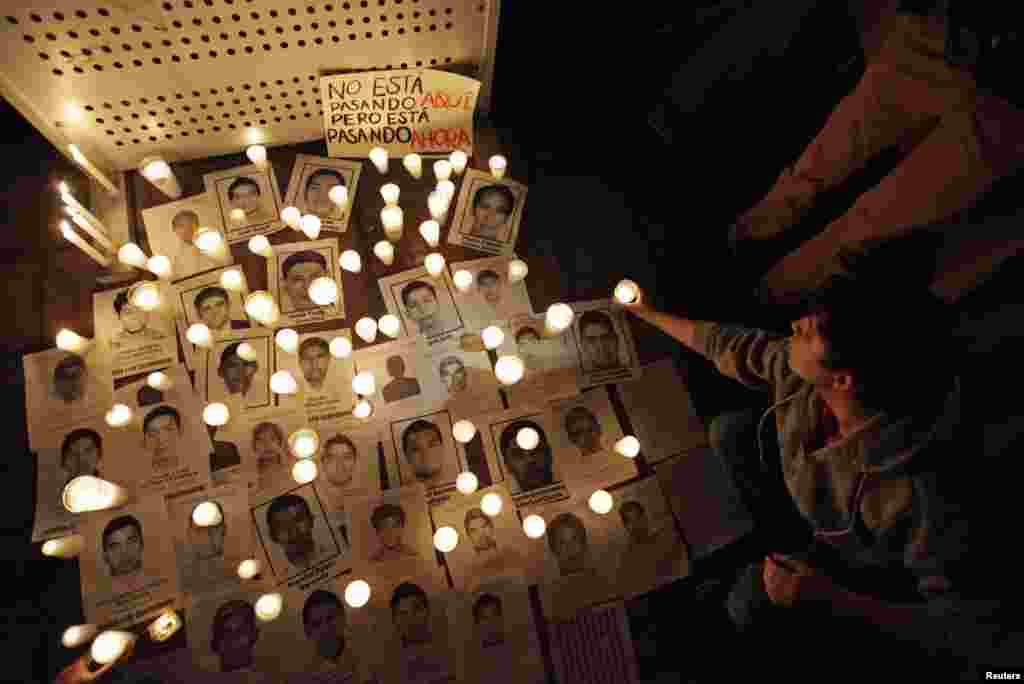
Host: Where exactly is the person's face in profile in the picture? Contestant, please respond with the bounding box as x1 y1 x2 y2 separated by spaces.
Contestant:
375 514 405 551
220 355 257 395
270 502 315 562
172 214 199 244
478 275 502 305
394 596 431 645
565 412 602 456
405 427 445 480
119 301 149 333
188 521 226 560
144 414 180 463
54 362 87 402
473 191 512 235
198 295 231 331
305 173 343 215
324 442 357 487
466 517 497 553
440 361 467 394
104 526 143 576
230 181 261 214
299 343 331 390
216 612 257 671
285 261 325 309
306 602 344 657
504 439 552 491
404 287 439 329
65 435 101 479
476 603 504 647
253 426 284 474
581 320 620 370
552 523 587 575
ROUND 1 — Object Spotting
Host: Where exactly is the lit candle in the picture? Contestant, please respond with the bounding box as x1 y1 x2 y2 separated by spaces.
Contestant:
614 436 641 458
614 279 639 305
147 371 173 391
62 476 128 513
353 399 373 420
292 458 318 484
589 489 614 515
275 328 299 353
480 492 503 517
65 207 114 252
56 329 91 353
378 314 401 338
246 144 268 169
186 323 213 348
419 220 440 248
191 501 223 527
329 185 349 210
449 150 468 175
230 208 246 225
141 157 181 199
245 291 279 325
345 579 371 608
270 370 298 395
255 593 284 622
105 404 133 428
339 250 362 273
455 471 479 494
300 214 322 240
117 242 148 269
59 182 110 238
220 269 244 291
544 303 574 336
61 624 98 647
481 326 504 350
90 631 135 667
281 206 302 230
381 206 404 242
237 559 262 580
436 180 455 203
427 191 448 223
147 255 173 280
433 526 458 553
289 428 320 458
202 402 230 426
369 147 389 174
352 371 376 397
44 535 86 560
248 235 273 258
147 611 182 642
494 355 525 385
402 153 422 179
516 427 539 450
433 159 453 182
508 259 528 284
236 342 258 362
452 270 473 292
488 155 507 180
373 241 395 266
60 222 111 267
195 227 225 254
380 183 400 207
130 282 162 311
355 317 378 343
308 276 338 305
424 252 446 278
329 336 353 358
452 420 477 444
523 514 546 539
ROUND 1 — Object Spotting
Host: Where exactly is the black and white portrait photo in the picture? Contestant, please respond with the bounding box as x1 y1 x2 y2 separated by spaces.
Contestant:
570 301 642 388
454 580 545 684
426 341 503 420
269 239 346 327
447 169 528 256
23 347 114 449
252 486 340 580
94 284 177 379
186 588 287 680
141 193 232 278
204 164 285 244
497 314 582 408
275 328 356 423
379 267 466 345
448 255 534 330
547 389 636 491
390 410 461 490
172 266 252 370
197 331 275 413
167 484 249 596
348 484 433 570
283 154 363 234
235 406 308 493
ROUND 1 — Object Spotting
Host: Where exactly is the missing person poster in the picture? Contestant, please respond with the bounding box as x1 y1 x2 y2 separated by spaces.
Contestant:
203 163 285 244
171 265 253 371
283 154 363 235
497 313 581 409
447 255 534 329
389 408 464 495
312 421 389 521
141 193 233 280
446 170 528 256
78 495 182 628
234 406 311 494
378 267 466 347
352 338 445 423
424 338 503 421
320 68 480 158
194 328 277 416
276 327 357 425
570 300 642 388
93 284 178 380
276 580 367 682
347 483 435 575
23 346 114 448
429 484 530 591
547 388 637 493
107 364 213 497
268 238 347 327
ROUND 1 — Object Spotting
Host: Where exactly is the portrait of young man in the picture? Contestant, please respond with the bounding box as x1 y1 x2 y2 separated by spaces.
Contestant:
140 405 183 472
400 280 444 337
368 503 419 562
251 421 287 489
217 342 260 400
111 290 167 349
476 269 504 307
280 250 329 313
227 177 272 226
438 356 468 395
51 353 90 405
303 168 346 220
400 419 451 485
264 493 334 574
60 427 103 490
298 336 333 393
302 589 359 675
547 512 589 577
322 434 359 491
194 286 248 333
563 406 604 460
472 593 506 648
184 500 227 585
168 209 225 276
499 420 555 493
102 515 145 591
210 600 261 674
467 185 516 242
577 310 622 372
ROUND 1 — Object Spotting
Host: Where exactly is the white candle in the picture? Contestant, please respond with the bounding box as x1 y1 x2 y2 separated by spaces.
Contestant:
588 489 614 515
61 222 110 267
345 580 371 608
65 208 114 252
424 252 446 278
255 593 284 622
402 153 422 179
130 282 162 311
141 157 181 199
428 191 449 223
455 471 479 494
378 314 401 338
329 336 353 358
270 370 299 395
246 144 268 169
433 160 453 182
117 242 148 269
373 241 395 266
449 150 468 175
494 355 525 385
281 206 302 230
339 249 362 273
191 501 223 527
62 476 127 513
452 270 473 292
220 269 244 291
508 259 529 284
237 559 262 580
300 214 322 240
61 623 97 647
329 184 349 210
90 631 135 666
147 371 173 391
353 399 373 419
488 155 507 180
380 183 400 207
433 526 458 553
236 342 258 362
544 303 574 336
369 147 389 174
308 276 338 305
523 514 546 539
186 323 213 348
481 326 504 350
381 206 403 242
355 317 378 343
147 611 182 643
230 208 247 225
289 428 320 458
614 436 641 458
516 427 540 450
452 420 477 444
480 492 503 517
195 227 225 254
275 328 299 354
292 459 318 484
245 291 279 325
614 279 639 305
147 255 173 280
352 371 376 396
436 180 455 203
248 235 273 258
104 404 133 428
56 329 91 353
202 402 230 426
419 220 440 248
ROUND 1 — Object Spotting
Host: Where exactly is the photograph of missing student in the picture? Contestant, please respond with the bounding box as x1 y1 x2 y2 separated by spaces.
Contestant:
425 339 503 420
251 482 343 582
30 415 132 542
378 267 466 346
497 313 581 409
23 346 115 447
352 338 444 422
276 328 357 424
272 582 365 682
195 329 275 414
548 388 637 492
78 495 181 628
346 571 455 684
268 239 346 327
616 358 709 465
389 410 462 492
235 406 309 494
93 284 177 380
447 255 533 329
429 484 530 591
446 169 528 256
453 579 545 684
348 483 434 571
172 265 252 371
141 193 233 279
606 477 690 598
203 163 285 244
571 300 642 388
166 483 251 597
283 154 363 234
476 406 567 506
105 364 213 497
312 422 388 524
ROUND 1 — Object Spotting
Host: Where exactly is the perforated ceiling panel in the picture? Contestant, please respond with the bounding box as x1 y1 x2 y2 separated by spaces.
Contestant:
0 0 498 173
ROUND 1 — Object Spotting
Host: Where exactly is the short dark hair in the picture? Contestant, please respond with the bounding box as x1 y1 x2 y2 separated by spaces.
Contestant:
499 420 551 462
515 327 540 344
476 269 500 286
305 168 345 190
137 384 164 407
227 177 260 199
253 421 284 445
390 582 427 613
266 494 312 540
371 502 406 530
194 286 230 312
303 589 342 634
143 405 181 433
220 341 257 369
400 280 437 308
211 600 255 653
103 514 143 550
578 310 615 336
61 428 102 467
323 434 357 462
113 290 131 316
172 209 199 229
281 251 328 279
464 507 492 530
472 593 502 623
547 512 586 553
298 336 330 358
619 501 645 522
472 185 515 213
53 354 85 380
402 420 443 461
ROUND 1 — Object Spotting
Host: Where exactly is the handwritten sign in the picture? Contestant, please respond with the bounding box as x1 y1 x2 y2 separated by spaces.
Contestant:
320 69 480 158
